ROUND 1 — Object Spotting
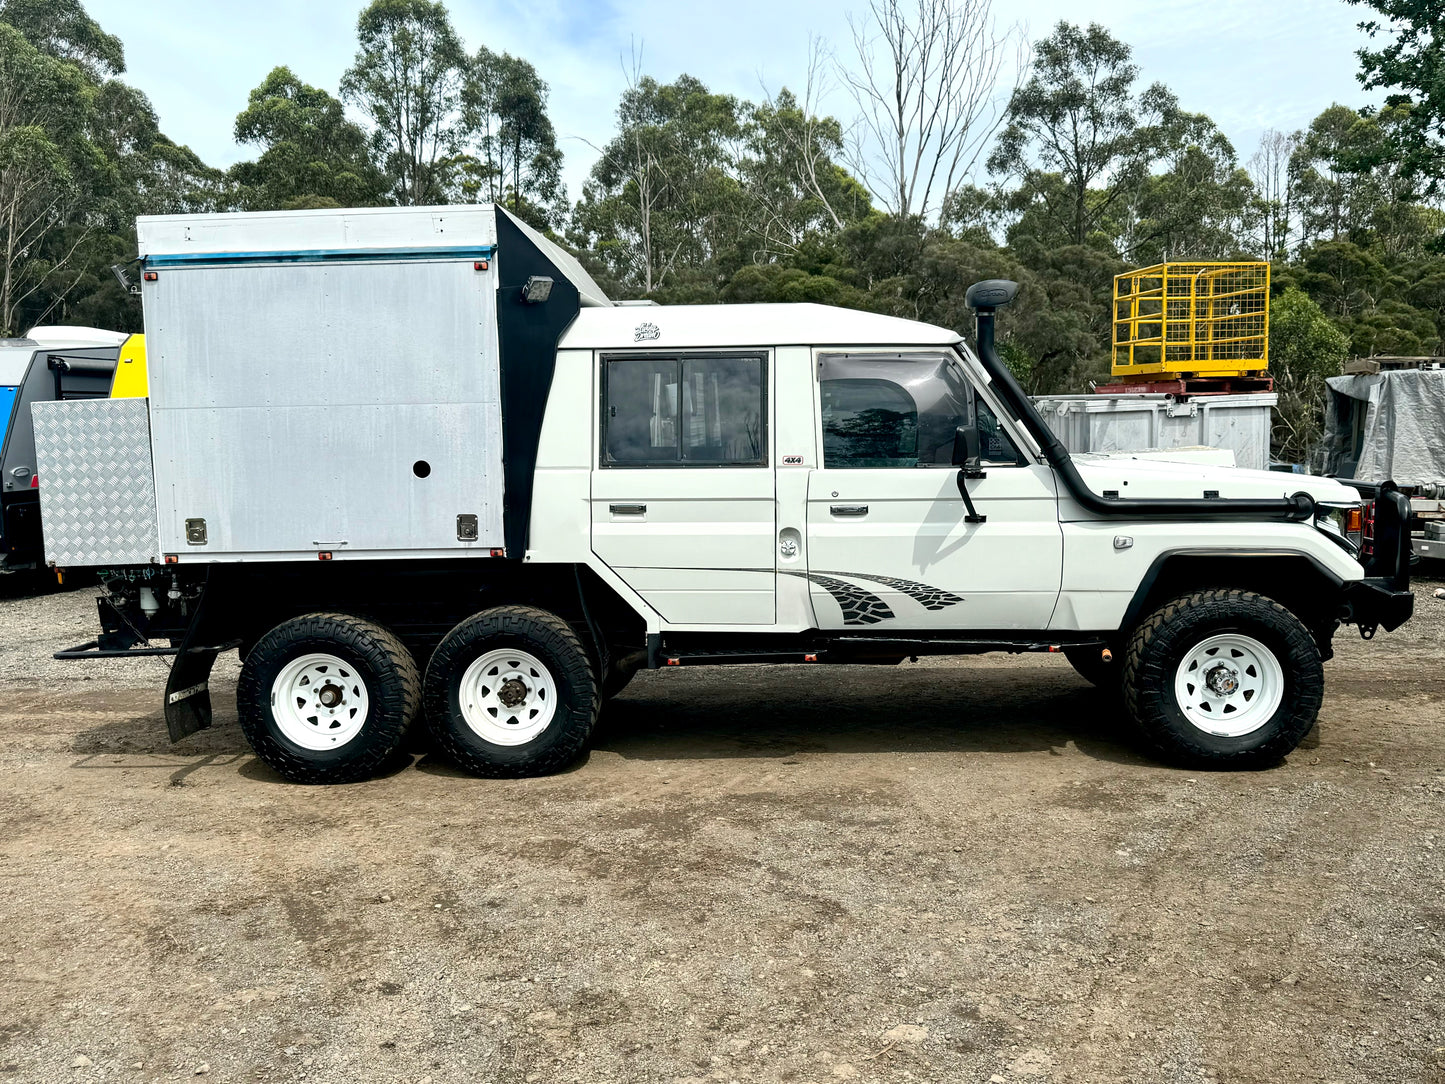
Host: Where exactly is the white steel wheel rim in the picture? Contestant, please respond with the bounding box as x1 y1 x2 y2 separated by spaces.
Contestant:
1173 633 1284 738
458 648 558 746
271 653 371 751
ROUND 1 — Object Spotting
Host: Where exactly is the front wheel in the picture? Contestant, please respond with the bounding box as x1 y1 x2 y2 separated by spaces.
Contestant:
424 605 599 778
1122 589 1323 769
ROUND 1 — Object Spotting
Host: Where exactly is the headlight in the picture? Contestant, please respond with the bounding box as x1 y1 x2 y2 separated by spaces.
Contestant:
1316 501 1365 555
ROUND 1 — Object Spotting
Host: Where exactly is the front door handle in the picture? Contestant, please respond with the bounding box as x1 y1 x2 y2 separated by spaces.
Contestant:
610 503 646 515
830 504 868 517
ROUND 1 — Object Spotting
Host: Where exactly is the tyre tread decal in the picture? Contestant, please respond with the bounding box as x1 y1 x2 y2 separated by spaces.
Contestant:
818 571 964 611
780 570 894 624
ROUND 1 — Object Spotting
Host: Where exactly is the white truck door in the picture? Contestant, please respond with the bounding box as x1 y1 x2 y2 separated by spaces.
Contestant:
804 351 1062 630
590 351 776 626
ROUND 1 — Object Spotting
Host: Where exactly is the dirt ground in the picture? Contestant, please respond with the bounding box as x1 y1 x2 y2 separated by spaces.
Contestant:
1 576 1443 1084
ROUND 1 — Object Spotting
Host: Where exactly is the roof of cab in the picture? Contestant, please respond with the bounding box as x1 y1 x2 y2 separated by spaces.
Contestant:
558 303 963 351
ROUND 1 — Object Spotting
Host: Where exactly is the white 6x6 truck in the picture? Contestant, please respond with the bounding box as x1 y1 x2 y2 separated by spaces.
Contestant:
32 205 1414 783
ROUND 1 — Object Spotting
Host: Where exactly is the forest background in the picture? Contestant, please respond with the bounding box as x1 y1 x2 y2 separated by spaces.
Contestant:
4 0 1439 461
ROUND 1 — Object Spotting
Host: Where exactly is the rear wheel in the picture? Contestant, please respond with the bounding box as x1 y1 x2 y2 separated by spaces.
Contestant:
424 605 599 778
1122 589 1322 769
237 613 420 784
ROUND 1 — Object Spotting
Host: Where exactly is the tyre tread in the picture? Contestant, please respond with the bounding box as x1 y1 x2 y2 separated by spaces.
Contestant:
237 612 420 785
1121 588 1322 769
425 605 599 779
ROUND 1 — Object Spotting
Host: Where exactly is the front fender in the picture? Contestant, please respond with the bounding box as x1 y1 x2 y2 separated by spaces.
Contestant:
1051 519 1362 633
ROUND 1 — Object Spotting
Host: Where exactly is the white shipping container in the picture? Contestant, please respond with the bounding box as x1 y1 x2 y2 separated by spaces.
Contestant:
1030 393 1277 471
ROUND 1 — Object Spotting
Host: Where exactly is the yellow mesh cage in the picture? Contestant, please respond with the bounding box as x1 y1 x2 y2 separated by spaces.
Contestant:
1112 262 1270 379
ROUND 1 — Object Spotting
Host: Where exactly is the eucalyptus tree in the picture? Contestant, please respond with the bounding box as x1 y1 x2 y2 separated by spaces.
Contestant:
341 0 466 205
989 21 1178 249
571 73 745 294
1348 0 1445 192
461 48 563 225
0 0 222 332
232 66 387 210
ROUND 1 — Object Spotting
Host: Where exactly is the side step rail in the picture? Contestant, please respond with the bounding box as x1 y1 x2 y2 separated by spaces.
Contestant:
55 640 181 659
646 633 1112 669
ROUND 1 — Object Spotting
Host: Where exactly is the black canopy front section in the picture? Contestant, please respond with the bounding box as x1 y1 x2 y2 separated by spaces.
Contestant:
494 209 583 557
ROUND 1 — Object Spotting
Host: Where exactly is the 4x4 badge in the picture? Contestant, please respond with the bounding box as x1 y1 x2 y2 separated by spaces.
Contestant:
634 321 660 342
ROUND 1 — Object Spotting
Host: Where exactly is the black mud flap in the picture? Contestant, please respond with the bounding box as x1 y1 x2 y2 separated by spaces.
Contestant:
164 646 221 742
162 567 240 742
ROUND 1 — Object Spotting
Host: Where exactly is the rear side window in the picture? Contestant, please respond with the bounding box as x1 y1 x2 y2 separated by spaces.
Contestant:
603 354 766 467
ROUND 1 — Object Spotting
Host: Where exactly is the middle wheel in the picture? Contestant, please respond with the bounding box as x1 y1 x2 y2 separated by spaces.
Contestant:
424 605 600 777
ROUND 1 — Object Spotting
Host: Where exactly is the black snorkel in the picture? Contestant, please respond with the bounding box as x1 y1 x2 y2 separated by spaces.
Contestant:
964 279 1315 522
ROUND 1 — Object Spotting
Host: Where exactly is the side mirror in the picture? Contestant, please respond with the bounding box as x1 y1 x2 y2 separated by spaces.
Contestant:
952 424 982 470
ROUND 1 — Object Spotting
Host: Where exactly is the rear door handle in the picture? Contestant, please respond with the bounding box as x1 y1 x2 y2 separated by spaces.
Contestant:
830 504 868 517
610 503 646 515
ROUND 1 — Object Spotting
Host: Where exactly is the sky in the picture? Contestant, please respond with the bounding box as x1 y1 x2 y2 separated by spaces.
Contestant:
83 0 1383 204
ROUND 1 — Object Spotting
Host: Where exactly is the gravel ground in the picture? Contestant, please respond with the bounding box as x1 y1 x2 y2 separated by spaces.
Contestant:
1 577 1443 1084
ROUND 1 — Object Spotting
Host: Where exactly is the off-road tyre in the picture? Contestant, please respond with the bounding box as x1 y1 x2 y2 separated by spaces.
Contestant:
1122 589 1322 769
424 605 599 778
237 613 420 784
1064 644 1120 689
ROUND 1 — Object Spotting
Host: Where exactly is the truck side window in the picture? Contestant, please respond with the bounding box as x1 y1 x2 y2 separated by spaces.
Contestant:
821 379 919 468
819 352 1022 469
603 354 766 467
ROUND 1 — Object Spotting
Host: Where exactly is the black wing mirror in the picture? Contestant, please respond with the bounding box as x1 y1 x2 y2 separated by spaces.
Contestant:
952 424 983 472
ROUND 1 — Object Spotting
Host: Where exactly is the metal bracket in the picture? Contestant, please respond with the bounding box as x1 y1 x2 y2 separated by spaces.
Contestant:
956 470 986 524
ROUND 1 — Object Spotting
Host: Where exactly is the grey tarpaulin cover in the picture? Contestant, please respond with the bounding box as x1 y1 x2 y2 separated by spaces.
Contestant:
1323 369 1445 484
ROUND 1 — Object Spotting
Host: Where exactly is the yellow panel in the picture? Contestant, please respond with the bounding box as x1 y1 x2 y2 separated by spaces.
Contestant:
109 334 148 398
1112 262 1270 380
